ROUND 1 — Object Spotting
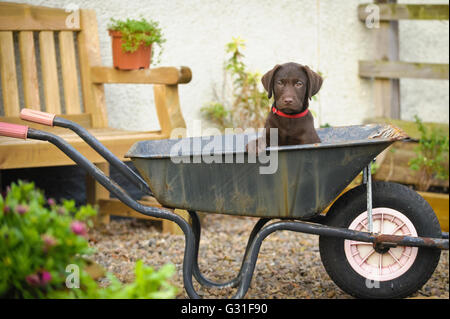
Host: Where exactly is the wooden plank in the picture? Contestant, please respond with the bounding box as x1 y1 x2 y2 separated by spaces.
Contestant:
1 113 92 130
77 9 108 128
417 191 449 232
0 2 80 31
153 84 187 137
0 129 167 169
39 31 61 114
374 142 449 189
87 162 110 225
359 4 449 21
59 31 81 114
0 31 20 116
360 60 449 80
99 198 189 235
18 31 40 110
90 66 192 85
98 198 164 222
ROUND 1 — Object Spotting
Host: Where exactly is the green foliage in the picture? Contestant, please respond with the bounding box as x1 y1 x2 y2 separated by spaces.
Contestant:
49 261 177 299
0 181 177 299
408 115 449 191
0 181 96 298
108 17 165 64
201 37 270 130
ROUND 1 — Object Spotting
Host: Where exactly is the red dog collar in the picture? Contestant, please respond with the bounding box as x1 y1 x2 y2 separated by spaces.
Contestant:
272 106 309 119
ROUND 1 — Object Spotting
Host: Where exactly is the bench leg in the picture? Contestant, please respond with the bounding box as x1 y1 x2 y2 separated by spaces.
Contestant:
86 162 110 225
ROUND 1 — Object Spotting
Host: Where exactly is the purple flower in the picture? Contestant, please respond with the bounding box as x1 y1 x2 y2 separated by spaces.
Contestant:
16 204 28 215
47 198 56 206
71 221 87 237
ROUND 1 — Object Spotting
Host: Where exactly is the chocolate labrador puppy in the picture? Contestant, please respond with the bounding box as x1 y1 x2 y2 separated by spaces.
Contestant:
247 62 323 153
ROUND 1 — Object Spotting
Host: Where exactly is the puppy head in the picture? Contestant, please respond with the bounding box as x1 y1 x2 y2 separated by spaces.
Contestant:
262 62 323 113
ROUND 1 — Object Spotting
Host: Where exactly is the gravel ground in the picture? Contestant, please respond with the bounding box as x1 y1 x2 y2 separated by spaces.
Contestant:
88 214 449 299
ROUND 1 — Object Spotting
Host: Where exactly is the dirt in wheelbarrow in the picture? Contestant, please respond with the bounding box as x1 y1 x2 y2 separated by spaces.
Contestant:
88 214 449 299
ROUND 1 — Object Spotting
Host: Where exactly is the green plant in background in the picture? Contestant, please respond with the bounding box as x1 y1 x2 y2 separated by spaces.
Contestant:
0 181 177 299
408 115 449 192
201 37 270 130
108 17 165 64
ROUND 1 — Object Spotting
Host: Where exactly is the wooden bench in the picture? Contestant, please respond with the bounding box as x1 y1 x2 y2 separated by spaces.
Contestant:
0 2 191 234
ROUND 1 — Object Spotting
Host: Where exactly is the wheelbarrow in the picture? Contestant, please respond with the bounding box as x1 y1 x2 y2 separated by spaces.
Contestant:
0 108 448 299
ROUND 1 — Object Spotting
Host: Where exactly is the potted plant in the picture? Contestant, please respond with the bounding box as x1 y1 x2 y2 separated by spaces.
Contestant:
108 17 165 70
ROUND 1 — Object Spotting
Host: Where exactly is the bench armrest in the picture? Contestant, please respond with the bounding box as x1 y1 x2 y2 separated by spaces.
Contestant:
90 66 192 85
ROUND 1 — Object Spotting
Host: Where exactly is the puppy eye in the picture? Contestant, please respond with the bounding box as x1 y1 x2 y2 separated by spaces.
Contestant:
276 80 284 86
295 81 303 87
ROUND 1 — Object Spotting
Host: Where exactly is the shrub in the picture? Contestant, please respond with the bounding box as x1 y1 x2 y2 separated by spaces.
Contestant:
408 115 449 192
0 181 177 299
201 37 270 130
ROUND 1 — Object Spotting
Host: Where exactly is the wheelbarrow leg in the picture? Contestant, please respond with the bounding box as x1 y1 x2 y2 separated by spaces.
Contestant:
188 210 270 289
363 161 374 233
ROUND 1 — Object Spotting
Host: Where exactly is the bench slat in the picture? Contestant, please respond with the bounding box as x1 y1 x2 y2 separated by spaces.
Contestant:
0 32 20 116
39 31 62 114
59 31 81 114
19 31 40 110
0 2 81 31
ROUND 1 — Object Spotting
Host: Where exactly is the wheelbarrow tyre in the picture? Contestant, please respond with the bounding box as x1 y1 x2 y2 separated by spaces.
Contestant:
319 181 441 299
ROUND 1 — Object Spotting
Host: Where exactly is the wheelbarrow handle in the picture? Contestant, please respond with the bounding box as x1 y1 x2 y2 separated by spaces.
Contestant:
19 108 152 196
0 122 29 139
20 109 55 126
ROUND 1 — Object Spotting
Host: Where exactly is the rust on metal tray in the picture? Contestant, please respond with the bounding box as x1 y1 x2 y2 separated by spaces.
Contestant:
368 124 409 140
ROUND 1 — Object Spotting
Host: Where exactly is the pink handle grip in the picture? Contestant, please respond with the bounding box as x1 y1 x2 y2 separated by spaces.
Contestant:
20 109 55 126
0 122 28 139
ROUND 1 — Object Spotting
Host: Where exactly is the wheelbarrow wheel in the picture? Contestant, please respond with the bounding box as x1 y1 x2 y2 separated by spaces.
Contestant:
319 181 441 299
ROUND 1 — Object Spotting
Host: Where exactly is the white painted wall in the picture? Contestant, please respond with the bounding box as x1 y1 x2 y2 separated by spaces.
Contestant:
10 0 450 134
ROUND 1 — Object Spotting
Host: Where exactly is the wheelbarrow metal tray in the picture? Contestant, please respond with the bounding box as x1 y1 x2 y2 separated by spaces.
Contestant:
126 124 403 219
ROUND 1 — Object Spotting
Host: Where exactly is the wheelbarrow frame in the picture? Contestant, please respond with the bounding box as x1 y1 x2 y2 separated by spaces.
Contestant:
0 109 448 299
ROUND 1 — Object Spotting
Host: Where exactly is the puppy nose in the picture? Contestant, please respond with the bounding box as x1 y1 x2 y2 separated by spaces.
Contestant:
283 97 294 104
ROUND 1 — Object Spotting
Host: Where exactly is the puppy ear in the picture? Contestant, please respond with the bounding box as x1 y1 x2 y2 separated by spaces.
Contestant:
261 64 281 99
303 65 323 99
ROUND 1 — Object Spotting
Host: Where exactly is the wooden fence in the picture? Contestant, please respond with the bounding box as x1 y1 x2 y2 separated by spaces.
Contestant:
358 1 449 118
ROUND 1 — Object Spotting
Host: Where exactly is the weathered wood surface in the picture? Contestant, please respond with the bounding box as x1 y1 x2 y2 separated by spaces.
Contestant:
91 66 192 85
359 4 449 21
0 2 80 30
359 60 449 80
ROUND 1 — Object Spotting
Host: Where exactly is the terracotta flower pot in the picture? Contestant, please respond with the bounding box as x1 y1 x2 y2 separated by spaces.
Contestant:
109 30 152 70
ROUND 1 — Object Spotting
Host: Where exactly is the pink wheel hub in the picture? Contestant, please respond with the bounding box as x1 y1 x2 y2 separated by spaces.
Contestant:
344 208 418 282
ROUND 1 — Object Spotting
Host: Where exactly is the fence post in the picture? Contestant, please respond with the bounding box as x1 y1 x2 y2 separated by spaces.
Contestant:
374 0 400 119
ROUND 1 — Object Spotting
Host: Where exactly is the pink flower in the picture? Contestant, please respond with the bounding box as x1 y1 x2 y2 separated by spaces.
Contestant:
41 234 57 252
3 205 10 215
26 270 52 287
40 271 52 285
16 204 28 215
71 221 87 237
25 274 40 286
47 198 56 206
